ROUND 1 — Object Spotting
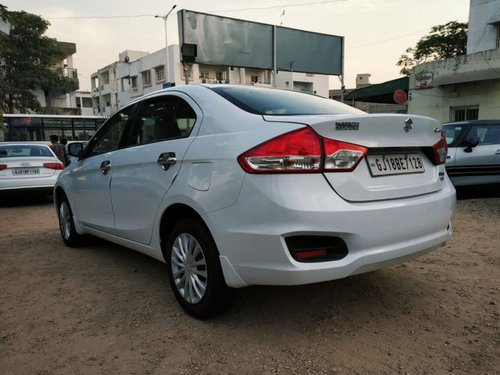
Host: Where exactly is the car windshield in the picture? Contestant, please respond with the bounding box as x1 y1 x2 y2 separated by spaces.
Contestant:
0 145 53 157
442 124 465 146
209 86 362 116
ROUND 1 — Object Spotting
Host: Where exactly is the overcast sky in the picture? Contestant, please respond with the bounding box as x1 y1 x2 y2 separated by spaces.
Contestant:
3 0 470 91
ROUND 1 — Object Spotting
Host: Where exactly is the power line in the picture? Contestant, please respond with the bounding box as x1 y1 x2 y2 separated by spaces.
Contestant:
210 0 347 13
46 1 347 20
47 14 155 20
349 30 430 49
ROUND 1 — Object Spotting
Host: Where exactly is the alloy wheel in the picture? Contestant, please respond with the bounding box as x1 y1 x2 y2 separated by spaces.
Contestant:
59 201 72 240
171 233 208 304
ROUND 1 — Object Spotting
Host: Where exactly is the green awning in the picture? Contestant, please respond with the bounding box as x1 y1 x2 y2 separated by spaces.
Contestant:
344 76 409 104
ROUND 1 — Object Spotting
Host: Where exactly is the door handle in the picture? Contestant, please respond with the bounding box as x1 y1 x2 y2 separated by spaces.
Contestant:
100 160 111 175
157 152 177 170
495 149 500 155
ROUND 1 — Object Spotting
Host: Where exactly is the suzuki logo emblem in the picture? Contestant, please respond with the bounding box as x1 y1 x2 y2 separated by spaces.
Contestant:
404 118 413 133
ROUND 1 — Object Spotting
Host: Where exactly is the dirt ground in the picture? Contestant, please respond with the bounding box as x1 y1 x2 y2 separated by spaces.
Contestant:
0 187 498 375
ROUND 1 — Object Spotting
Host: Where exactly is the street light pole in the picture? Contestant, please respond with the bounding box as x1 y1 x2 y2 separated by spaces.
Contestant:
155 4 177 85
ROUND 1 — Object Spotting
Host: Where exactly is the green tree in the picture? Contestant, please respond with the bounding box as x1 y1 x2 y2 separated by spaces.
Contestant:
397 21 468 76
0 7 76 113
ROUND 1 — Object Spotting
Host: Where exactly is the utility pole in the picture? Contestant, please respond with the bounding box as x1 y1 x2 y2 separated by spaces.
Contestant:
155 4 177 85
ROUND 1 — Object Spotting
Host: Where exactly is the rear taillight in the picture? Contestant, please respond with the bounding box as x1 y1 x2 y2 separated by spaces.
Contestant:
323 139 367 171
0 164 6 171
237 127 322 173
238 126 367 174
431 131 448 165
43 162 65 170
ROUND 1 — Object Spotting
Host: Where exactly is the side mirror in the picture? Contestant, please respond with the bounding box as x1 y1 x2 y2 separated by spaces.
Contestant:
68 142 84 157
463 136 479 153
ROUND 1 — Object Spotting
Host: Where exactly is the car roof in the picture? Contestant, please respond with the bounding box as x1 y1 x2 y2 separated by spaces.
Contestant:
122 84 305 109
0 143 51 147
443 120 500 126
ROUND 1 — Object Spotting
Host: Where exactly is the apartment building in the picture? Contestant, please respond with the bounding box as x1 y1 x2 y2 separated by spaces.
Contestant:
75 91 94 116
32 42 80 115
91 45 330 115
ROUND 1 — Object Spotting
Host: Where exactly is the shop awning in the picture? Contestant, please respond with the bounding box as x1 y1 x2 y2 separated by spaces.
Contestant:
344 77 409 103
432 69 500 86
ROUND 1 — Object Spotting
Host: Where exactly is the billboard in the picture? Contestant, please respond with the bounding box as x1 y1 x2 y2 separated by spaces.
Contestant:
178 9 343 76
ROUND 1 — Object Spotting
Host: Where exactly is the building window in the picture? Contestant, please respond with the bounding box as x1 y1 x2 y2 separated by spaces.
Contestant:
121 76 130 91
131 76 138 91
91 76 99 90
450 105 479 121
100 71 109 84
496 25 500 48
155 66 165 83
216 71 226 82
103 94 111 107
199 71 209 83
142 70 152 87
82 97 93 108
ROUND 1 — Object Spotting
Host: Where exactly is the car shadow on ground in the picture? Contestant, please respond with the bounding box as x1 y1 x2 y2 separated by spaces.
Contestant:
63 236 427 325
455 184 500 200
0 193 53 207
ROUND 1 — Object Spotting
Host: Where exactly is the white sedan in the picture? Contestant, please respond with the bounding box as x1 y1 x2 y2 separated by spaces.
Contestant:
55 85 456 318
0 143 65 194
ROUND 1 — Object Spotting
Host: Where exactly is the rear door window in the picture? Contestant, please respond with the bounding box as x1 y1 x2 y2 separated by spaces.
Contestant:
466 124 500 146
128 95 197 146
86 106 134 156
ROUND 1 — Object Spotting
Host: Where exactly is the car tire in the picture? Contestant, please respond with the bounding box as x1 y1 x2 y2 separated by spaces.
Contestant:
166 218 235 319
57 196 85 247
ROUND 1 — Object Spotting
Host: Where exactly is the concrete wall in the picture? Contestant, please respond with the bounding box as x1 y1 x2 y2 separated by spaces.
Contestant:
274 71 329 97
408 48 500 122
467 0 500 54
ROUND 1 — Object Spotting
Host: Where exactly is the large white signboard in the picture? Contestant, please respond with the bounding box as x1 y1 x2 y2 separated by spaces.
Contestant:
178 9 344 76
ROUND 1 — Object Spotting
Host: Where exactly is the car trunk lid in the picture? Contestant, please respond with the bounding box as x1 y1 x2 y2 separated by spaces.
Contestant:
263 114 446 202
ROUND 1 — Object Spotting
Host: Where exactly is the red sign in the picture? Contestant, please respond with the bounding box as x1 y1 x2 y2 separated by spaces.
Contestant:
393 89 407 105
415 72 433 89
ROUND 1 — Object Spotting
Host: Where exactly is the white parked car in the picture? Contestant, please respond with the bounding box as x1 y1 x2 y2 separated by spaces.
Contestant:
0 143 65 194
55 85 456 318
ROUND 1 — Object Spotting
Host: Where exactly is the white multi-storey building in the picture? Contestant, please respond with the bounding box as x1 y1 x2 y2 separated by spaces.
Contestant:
91 45 331 115
32 42 81 115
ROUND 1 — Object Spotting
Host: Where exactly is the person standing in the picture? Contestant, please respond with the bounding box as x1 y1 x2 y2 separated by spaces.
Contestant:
49 135 69 166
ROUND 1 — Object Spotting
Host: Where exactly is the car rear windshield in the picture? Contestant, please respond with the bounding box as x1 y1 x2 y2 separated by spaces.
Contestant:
0 145 53 157
209 86 362 116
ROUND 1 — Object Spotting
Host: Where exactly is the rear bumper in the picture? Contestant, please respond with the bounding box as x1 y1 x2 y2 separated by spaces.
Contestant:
205 174 456 288
0 177 57 192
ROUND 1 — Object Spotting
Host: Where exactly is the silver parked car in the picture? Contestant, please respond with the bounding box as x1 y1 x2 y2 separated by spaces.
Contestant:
55 85 456 318
443 120 500 186
0 143 65 194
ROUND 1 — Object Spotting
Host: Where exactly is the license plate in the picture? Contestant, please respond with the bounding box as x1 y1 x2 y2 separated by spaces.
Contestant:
367 153 425 176
12 168 40 175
